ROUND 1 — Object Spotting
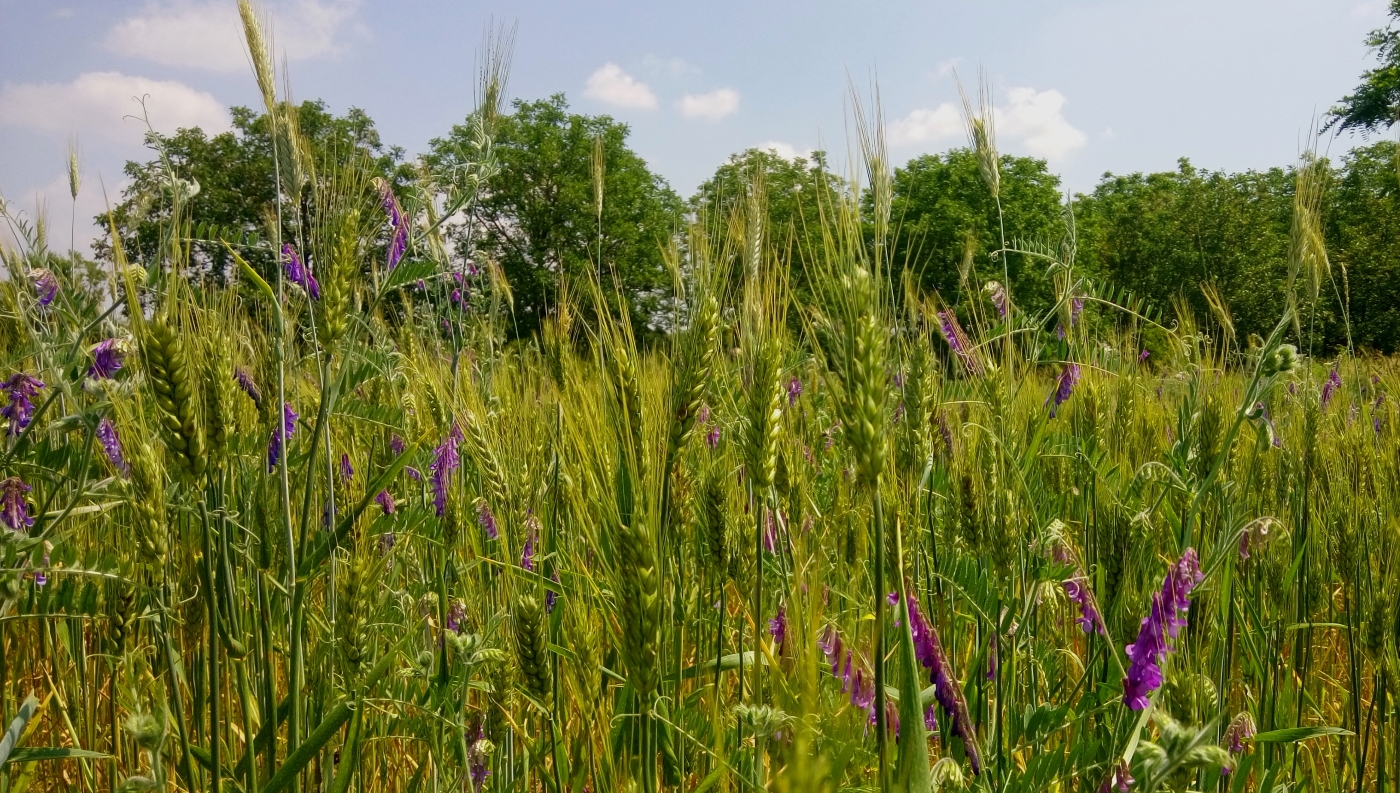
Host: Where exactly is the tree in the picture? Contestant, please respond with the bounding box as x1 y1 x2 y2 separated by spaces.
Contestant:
98 100 405 282
1327 0 1400 135
888 149 1066 312
431 94 682 338
1325 140 1400 352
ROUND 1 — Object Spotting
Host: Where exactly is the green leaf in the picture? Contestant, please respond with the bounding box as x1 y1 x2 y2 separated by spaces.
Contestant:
0 695 40 766
6 747 108 764
378 257 438 297
1251 726 1353 743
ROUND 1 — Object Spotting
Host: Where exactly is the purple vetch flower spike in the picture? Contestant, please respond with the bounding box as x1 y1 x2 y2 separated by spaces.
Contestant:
546 569 560 613
937 310 982 375
924 703 939 731
378 180 408 271
1063 577 1106 635
390 434 406 456
1224 711 1256 755
267 402 298 471
521 531 536 572
1321 365 1341 409
447 599 466 634
378 531 396 555
787 376 803 405
2 373 45 437
1139 349 1150 363
97 417 129 477
406 467 422 482
30 269 58 306
1100 761 1135 792
705 425 720 449
429 427 461 517
984 281 1008 318
768 604 787 649
375 489 396 515
697 404 710 424
281 244 320 300
1 477 33 531
1070 296 1085 326
477 500 499 540
1047 363 1082 418
1122 548 1203 710
234 368 262 406
88 339 127 379
340 453 354 481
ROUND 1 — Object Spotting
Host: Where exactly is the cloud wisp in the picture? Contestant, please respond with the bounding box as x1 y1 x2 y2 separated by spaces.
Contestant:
0 72 231 144
106 0 363 72
583 63 658 109
890 86 1087 162
678 88 740 122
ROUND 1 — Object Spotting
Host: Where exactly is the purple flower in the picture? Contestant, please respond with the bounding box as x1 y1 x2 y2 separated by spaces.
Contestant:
1100 761 1134 792
768 604 787 649
521 531 536 572
1224 711 1256 754
377 531 395 554
787 376 803 405
985 281 1007 318
1122 549 1203 710
1138 349 1150 363
235 368 262 406
1 477 33 531
406 466 422 482
904 593 981 774
88 339 127 380
938 310 981 375
546 569 559 613
1063 577 1105 635
1047 363 1082 418
1321 365 1341 409
2 373 45 437
429 426 461 517
375 489 396 516
378 181 408 271
447 599 466 634
1070 296 1085 326
818 624 844 675
339 453 354 481
762 509 779 554
97 417 129 477
924 704 939 731
281 244 320 300
698 404 710 424
390 434 406 456
267 402 298 471
468 737 491 792
477 501 499 540
705 425 720 449
30 269 58 306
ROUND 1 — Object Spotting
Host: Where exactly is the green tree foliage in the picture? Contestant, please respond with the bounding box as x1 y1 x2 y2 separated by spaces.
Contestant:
97 100 404 282
888 149 1065 312
1327 0 1400 135
689 147 843 299
432 94 682 338
1327 141 1400 351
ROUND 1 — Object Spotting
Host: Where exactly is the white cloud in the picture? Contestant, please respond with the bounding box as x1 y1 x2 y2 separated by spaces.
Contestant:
1 173 131 255
642 55 700 77
889 104 962 146
583 63 658 109
996 87 1087 160
0 72 231 144
105 0 362 73
678 88 739 121
889 86 1087 163
933 58 962 79
758 141 813 161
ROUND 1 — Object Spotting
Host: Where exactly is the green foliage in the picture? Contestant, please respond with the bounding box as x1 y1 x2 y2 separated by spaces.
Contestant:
1326 0 1400 135
430 94 682 338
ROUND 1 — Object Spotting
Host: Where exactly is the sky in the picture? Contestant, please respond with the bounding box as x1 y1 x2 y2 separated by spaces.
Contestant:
0 0 1392 252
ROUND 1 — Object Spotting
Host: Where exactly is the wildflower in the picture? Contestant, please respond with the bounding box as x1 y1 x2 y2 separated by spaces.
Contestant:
406 466 422 482
377 531 395 554
1238 519 1272 560
769 604 787 649
938 310 981 374
1122 549 1203 711
447 599 466 633
281 244 320 300
97 417 129 477
924 704 939 731
1321 365 1341 409
1224 711 1256 755
378 180 408 271
818 624 844 675
705 425 720 449
30 269 58 306
521 531 536 572
1100 760 1134 792
35 547 50 587
88 339 127 380
339 453 354 481
234 368 262 406
1063 577 1105 635
546 569 559 613
2 373 45 437
1 477 33 531
787 376 803 405
1071 296 1085 326
267 402 298 471
1047 363 1082 418
763 509 779 554
906 593 981 774
1139 349 1150 363
477 500 499 540
468 736 493 792
984 280 1007 318
390 434 406 456
429 426 462 517
375 489 396 516
697 404 710 424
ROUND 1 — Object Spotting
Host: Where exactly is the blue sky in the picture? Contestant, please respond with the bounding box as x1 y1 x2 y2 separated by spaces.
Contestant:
0 0 1391 250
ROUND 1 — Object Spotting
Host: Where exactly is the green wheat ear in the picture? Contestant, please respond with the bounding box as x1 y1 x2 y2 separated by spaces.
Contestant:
514 593 552 702
143 315 206 482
